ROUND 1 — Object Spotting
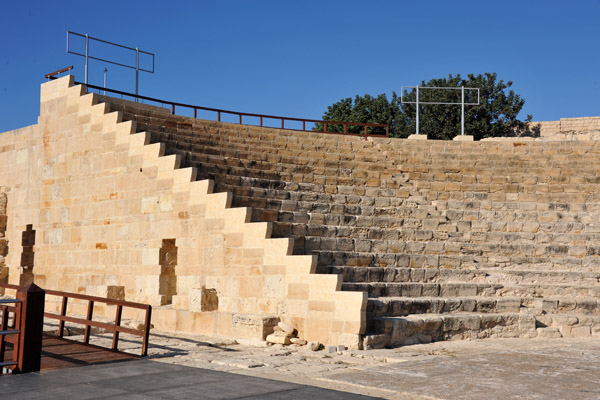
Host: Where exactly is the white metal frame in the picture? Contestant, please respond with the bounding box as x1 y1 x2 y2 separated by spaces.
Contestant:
67 31 155 100
401 86 480 136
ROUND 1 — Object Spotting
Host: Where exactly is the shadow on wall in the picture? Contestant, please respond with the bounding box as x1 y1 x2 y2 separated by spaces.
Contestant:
0 192 8 289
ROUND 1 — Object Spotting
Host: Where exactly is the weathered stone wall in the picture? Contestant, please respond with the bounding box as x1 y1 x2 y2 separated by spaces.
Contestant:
526 116 600 138
0 76 366 347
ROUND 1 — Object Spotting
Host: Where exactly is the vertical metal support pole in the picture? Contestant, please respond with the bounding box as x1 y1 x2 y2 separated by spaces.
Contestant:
416 85 420 135
85 34 89 85
103 68 107 95
135 48 140 102
461 86 465 136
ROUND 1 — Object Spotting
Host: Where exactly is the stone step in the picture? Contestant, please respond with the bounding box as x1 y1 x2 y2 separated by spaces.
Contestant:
367 296 524 317
342 281 600 298
311 249 600 271
363 311 600 349
367 296 600 317
362 313 536 349
335 266 600 285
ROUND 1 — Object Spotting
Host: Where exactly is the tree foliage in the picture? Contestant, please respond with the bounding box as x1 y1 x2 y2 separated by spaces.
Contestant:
316 73 532 140
314 93 402 136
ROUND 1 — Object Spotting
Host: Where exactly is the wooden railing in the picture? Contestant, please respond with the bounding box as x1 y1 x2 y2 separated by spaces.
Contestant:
0 283 152 361
0 298 22 373
43 289 152 357
0 283 44 374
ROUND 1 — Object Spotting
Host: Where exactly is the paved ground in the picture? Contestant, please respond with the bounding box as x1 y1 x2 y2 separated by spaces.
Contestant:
0 359 380 399
4 324 600 399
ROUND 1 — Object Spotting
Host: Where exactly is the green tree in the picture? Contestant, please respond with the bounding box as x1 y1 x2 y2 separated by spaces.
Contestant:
314 93 402 136
317 73 532 140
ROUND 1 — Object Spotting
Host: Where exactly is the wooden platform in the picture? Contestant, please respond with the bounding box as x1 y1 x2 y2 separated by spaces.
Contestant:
3 334 138 371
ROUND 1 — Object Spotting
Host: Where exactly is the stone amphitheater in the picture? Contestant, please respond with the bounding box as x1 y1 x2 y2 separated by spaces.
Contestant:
1 76 599 349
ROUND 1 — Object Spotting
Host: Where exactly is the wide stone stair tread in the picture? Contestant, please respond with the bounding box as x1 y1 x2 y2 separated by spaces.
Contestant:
337 266 600 285
342 281 600 298
311 248 600 271
362 312 533 349
367 295 600 317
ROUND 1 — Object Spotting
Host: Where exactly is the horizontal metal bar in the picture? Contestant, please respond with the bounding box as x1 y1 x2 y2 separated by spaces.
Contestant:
68 31 155 56
67 31 155 73
45 65 73 79
0 361 18 367
67 51 153 73
0 299 22 304
402 86 479 91
402 101 480 105
0 330 20 335
83 82 388 131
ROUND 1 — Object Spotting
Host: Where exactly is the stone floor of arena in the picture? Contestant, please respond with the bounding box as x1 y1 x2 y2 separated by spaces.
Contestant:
72 329 600 399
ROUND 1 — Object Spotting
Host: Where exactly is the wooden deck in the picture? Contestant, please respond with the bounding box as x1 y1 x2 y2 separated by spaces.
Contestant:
4 334 138 371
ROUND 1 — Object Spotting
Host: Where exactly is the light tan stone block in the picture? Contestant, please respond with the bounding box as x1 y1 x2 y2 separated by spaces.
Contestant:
205 192 232 218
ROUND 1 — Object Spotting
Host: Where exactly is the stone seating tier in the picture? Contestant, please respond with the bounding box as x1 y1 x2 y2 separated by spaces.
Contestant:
106 97 600 348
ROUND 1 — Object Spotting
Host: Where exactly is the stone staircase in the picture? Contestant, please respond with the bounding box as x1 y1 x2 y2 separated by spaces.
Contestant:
104 96 600 348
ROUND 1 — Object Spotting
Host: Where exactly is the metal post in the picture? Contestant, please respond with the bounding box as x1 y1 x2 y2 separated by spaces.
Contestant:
416 85 420 135
85 34 89 85
103 68 107 95
461 86 465 136
135 48 139 102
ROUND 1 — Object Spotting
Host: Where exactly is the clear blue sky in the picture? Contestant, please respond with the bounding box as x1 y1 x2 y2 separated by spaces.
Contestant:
1 0 599 132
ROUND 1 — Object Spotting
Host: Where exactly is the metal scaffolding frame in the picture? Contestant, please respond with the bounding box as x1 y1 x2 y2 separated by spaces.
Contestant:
66 31 155 100
401 86 480 136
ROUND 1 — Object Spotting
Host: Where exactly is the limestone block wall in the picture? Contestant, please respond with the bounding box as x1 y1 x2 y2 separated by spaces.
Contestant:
0 76 366 347
526 116 600 138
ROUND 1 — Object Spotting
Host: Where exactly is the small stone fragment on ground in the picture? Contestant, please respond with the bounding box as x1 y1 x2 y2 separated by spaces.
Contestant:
307 341 320 351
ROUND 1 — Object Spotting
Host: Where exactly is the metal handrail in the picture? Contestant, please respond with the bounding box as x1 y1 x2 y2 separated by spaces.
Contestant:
44 69 389 138
85 82 389 137
45 65 73 79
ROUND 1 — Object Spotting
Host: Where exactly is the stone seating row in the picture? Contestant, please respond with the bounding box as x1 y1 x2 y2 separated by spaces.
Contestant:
107 98 600 348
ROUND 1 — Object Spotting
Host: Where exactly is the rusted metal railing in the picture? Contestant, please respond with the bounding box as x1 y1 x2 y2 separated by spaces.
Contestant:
44 68 389 138
43 289 152 357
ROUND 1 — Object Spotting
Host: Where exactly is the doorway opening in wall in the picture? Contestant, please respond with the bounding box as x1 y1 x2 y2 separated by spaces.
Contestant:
20 224 36 286
159 239 177 305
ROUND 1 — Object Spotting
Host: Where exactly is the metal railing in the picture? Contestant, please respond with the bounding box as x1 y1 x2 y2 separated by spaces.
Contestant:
67 31 155 97
43 289 152 357
401 85 480 136
45 69 389 138
44 65 73 79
